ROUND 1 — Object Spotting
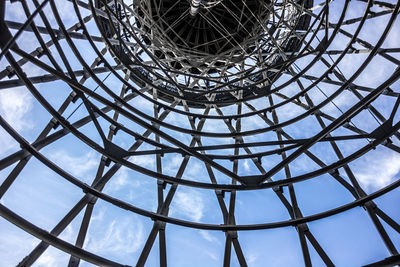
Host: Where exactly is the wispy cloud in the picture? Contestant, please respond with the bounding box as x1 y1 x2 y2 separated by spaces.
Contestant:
130 155 155 169
107 167 144 195
35 225 76 267
0 87 33 156
84 215 145 255
354 150 400 189
199 230 220 245
242 159 251 172
162 154 184 176
246 252 258 264
171 189 204 222
0 220 75 267
107 167 130 192
0 220 38 266
49 150 99 181
205 250 219 261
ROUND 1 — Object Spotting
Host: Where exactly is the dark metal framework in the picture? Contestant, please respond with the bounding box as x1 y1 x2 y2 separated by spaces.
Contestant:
0 0 400 266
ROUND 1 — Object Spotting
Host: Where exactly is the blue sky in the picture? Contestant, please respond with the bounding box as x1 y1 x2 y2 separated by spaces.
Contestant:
1 0 400 266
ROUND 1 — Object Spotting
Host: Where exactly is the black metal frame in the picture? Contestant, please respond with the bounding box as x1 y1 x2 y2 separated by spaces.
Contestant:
0 0 400 266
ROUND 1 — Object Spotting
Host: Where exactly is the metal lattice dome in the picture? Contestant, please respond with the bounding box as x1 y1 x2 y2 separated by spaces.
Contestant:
0 0 400 266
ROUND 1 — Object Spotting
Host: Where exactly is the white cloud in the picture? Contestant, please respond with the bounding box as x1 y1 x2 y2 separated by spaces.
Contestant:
162 154 184 176
354 151 400 189
130 155 155 169
35 225 76 267
0 88 32 130
205 250 219 261
0 223 38 266
0 87 33 156
49 150 99 180
199 230 220 244
107 167 143 194
171 189 204 222
85 216 144 255
35 253 60 267
246 253 258 264
108 167 130 191
243 159 251 172
0 220 76 267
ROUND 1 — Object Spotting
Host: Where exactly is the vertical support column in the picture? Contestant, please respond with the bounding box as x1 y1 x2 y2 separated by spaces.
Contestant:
0 0 5 24
0 0 13 49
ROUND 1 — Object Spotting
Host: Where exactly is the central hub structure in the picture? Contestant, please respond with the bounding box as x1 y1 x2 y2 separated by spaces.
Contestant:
95 0 312 106
137 0 266 58
189 0 201 16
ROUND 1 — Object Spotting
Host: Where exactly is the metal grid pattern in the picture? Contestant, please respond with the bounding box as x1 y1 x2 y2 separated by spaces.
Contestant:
0 0 400 266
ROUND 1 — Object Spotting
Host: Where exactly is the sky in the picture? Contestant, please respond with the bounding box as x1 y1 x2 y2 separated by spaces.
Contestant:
0 0 400 266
